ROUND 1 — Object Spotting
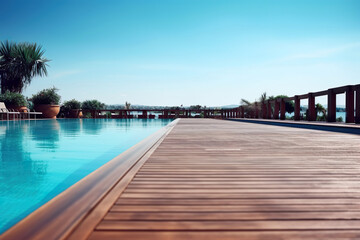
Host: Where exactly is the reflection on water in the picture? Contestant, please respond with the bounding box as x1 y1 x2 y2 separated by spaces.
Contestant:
0 122 48 193
60 119 82 137
81 119 104 135
30 120 60 150
0 119 171 233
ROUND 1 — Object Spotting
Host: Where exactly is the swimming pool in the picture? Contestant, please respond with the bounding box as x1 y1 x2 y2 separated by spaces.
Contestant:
0 119 172 234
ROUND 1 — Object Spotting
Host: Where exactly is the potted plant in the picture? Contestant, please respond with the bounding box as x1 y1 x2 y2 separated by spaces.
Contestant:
82 100 105 118
62 99 82 118
31 87 61 118
0 90 28 112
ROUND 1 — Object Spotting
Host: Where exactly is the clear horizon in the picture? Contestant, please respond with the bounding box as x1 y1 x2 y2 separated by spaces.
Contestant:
1 0 359 106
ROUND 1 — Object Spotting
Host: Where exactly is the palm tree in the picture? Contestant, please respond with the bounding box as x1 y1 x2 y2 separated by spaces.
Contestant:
259 92 267 104
315 103 326 120
124 101 131 118
125 101 131 110
0 41 49 93
240 99 256 117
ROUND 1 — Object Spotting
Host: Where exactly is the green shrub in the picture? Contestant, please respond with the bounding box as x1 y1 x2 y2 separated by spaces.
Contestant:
84 112 92 118
316 115 327 121
32 87 61 105
105 112 112 118
0 90 27 108
59 99 82 118
82 100 105 110
63 99 81 109
336 116 343 122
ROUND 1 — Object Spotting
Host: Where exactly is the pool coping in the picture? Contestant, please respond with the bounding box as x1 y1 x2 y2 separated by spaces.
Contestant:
0 118 179 240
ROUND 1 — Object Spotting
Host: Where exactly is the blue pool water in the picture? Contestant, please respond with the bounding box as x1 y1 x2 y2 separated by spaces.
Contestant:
0 119 171 234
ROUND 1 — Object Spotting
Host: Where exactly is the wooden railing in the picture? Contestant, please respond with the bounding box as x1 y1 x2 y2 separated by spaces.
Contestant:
80 84 360 123
235 84 360 124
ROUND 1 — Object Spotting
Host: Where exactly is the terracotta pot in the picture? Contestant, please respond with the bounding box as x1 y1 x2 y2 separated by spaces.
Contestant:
34 104 60 119
68 109 83 118
17 106 28 112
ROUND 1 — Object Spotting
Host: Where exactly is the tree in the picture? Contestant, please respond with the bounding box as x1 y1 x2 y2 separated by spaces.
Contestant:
275 95 294 114
240 99 256 117
0 41 49 93
190 105 202 110
259 92 267 104
315 103 326 121
82 100 105 110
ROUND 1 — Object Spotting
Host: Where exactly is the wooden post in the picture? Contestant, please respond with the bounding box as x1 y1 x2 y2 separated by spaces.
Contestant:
255 102 259 118
327 89 336 122
356 85 360 124
241 107 245 118
345 86 355 123
280 98 286 120
294 96 300 121
267 101 272 119
261 103 266 119
308 93 316 121
273 100 279 119
142 110 147 119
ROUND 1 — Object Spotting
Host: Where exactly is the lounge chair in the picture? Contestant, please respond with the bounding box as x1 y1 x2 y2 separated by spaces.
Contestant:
20 108 42 119
0 102 20 120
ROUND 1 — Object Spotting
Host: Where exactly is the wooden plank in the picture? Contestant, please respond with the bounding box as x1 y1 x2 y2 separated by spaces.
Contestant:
122 189 360 193
115 198 360 205
120 192 360 198
96 220 360 230
88 231 360 240
126 183 360 189
110 204 360 212
104 211 360 221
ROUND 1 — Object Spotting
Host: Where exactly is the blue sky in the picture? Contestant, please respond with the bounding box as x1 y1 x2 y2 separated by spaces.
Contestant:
1 0 359 106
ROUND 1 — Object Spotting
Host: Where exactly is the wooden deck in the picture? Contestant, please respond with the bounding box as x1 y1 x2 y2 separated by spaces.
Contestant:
4 118 360 239
73 118 360 239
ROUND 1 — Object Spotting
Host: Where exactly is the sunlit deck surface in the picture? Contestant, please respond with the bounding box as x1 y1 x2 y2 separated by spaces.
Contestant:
66 118 360 240
4 118 360 239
